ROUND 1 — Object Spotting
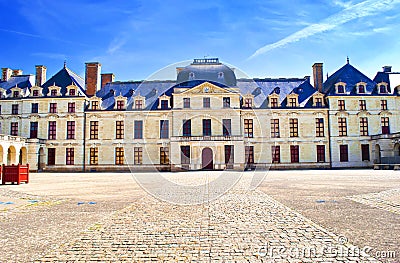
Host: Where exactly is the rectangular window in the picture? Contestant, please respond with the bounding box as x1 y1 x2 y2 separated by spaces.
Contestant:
116 100 125 110
183 98 190 108
134 120 143 139
30 122 38 138
10 122 18 136
160 147 169 165
271 119 280 138
90 148 98 165
270 97 278 108
134 147 143 165
135 100 143 109
68 102 75 113
316 118 324 137
289 118 298 137
160 100 168 109
51 89 57 97
338 100 345 110
67 121 75 139
47 148 56 165
116 121 124 139
290 145 299 163
381 117 390 134
183 119 191 137
160 120 169 138
223 97 230 108
272 146 280 163
203 97 210 108
66 148 74 165
69 89 76 96
115 147 124 165
32 90 39 97
224 145 234 165
31 103 39 113
90 121 99 140
203 119 212 136
288 97 297 107
339 145 348 162
361 144 370 161
12 104 19 115
244 98 252 108
244 119 253 138
222 119 231 136
245 146 254 164
13 90 19 97
49 103 57 113
317 145 325 162
181 146 190 164
315 97 323 107
380 100 387 110
48 121 56 140
359 100 366 111
92 101 99 110
360 117 368 136
338 118 347 136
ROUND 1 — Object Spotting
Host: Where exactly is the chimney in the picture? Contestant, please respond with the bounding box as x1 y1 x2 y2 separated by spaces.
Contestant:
1 68 12 81
383 66 392 73
12 69 23 76
35 65 47 86
312 63 323 92
85 62 101 96
101 73 115 88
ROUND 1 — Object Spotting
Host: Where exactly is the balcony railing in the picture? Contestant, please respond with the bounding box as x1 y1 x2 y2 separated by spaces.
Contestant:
171 135 243 142
0 134 26 143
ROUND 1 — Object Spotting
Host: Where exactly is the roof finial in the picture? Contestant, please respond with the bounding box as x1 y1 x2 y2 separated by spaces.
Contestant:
64 60 67 68
346 56 349 64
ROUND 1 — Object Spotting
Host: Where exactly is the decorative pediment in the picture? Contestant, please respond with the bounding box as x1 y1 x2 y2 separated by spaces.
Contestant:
66 84 78 96
30 86 43 97
180 82 232 95
335 111 349 116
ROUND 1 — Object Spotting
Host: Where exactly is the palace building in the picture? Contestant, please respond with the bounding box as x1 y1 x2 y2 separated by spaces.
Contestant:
0 58 399 171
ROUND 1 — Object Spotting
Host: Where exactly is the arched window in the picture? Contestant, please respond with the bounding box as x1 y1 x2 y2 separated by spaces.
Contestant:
218 72 224 79
189 72 195 80
337 85 345 93
358 85 365 93
379 85 387 93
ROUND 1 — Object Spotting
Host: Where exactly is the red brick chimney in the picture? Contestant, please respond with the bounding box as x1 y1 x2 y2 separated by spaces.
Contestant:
312 63 323 92
35 65 47 86
101 73 115 88
85 62 101 96
1 68 12 81
12 69 23 76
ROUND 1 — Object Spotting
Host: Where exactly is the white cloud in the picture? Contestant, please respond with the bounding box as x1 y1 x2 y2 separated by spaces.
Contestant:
107 36 128 55
248 0 400 59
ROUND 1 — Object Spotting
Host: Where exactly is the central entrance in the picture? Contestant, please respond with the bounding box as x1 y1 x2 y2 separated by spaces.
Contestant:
202 147 213 170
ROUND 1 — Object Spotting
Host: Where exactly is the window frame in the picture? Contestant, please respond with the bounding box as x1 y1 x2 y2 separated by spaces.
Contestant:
289 118 299 137
116 120 124 139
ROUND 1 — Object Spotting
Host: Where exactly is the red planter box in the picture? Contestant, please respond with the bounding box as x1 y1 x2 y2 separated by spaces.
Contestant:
1 164 29 185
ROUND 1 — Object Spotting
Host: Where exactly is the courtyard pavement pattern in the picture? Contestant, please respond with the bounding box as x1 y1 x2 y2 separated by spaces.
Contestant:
0 170 399 262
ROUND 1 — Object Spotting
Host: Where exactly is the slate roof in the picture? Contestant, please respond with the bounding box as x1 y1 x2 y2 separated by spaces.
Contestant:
0 75 34 96
41 66 86 96
323 63 381 95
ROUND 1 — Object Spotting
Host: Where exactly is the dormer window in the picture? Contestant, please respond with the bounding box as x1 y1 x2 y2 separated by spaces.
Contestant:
32 90 39 97
135 99 143 109
92 101 99 110
288 97 297 107
189 72 195 80
69 89 76 96
270 97 278 108
315 97 323 107
116 100 125 110
337 85 345 93
160 99 169 109
218 72 224 79
358 85 365 94
51 89 57 97
379 84 387 94
244 98 253 108
13 91 20 98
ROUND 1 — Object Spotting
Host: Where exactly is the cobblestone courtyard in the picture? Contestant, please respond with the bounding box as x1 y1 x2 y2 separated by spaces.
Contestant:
0 170 399 262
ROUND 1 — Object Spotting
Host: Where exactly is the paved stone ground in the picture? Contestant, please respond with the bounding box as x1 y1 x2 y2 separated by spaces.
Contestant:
0 171 399 262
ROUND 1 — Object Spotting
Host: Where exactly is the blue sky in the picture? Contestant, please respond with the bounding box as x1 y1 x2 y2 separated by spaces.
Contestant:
1 0 400 82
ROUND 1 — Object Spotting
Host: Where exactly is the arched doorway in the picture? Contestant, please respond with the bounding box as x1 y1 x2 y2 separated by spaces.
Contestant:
7 146 17 165
19 147 27 164
202 147 213 170
375 144 381 164
0 145 3 165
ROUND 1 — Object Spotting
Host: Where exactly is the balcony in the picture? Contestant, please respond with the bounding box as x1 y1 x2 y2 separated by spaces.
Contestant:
171 135 243 142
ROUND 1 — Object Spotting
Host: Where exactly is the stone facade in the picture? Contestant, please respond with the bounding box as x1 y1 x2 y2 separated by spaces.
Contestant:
0 58 399 172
